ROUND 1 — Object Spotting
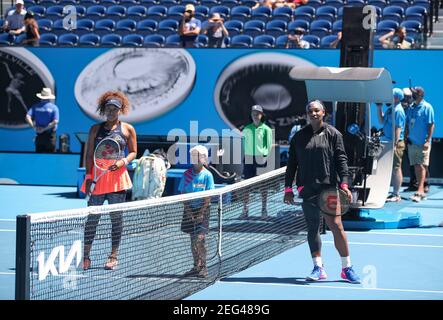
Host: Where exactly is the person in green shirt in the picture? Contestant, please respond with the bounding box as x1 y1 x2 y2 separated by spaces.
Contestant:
240 105 274 219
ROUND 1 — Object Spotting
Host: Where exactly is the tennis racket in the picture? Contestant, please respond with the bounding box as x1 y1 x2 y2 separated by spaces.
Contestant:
85 137 121 201
317 187 351 216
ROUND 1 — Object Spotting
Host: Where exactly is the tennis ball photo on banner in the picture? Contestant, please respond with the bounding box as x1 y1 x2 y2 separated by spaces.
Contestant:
74 48 196 123
0 48 55 129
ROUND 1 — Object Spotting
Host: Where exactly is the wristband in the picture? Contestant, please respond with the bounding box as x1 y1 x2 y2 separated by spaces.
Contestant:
340 183 349 190
297 186 304 194
85 174 92 180
123 158 129 166
284 187 293 193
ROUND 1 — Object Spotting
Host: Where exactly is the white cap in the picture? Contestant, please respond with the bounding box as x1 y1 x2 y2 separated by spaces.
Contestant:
190 145 208 158
402 87 412 96
16 0 24 5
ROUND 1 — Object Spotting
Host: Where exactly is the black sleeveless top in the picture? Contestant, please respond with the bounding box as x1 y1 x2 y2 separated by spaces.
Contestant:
95 122 127 158
25 23 38 47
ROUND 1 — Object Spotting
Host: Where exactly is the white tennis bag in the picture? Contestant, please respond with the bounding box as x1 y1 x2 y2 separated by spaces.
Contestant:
132 150 170 200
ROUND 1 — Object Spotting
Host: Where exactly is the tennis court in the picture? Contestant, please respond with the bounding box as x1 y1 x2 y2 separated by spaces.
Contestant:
1 182 443 300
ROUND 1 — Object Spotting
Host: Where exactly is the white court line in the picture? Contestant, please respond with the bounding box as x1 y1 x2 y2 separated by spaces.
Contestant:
0 229 15 232
0 219 15 222
346 231 443 238
222 281 443 295
0 272 15 275
324 241 443 249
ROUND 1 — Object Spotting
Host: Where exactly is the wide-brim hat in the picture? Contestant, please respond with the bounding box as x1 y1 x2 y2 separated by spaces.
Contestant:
36 87 55 100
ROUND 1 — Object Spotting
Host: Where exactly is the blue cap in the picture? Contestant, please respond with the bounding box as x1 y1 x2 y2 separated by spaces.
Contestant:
393 88 404 101
105 98 122 109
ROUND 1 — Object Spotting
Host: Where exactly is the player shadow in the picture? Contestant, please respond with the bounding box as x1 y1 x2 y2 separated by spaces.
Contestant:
45 191 79 199
220 276 348 286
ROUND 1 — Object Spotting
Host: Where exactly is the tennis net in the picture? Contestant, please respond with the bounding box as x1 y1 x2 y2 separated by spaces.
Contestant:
16 167 317 300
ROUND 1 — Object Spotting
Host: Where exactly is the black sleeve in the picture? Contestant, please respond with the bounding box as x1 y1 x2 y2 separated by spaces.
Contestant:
333 131 349 185
284 136 298 188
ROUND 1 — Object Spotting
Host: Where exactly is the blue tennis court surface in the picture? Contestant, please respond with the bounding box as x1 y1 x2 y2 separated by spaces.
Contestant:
1 185 443 300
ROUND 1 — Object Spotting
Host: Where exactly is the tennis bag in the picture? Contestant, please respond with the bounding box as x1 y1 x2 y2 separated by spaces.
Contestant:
132 150 170 200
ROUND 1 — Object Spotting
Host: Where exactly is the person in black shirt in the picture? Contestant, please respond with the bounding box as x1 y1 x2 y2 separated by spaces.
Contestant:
284 100 361 283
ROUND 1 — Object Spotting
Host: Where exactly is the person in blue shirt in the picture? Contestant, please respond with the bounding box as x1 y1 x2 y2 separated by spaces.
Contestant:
179 4 201 48
179 145 215 278
376 88 406 202
405 86 435 202
25 88 59 153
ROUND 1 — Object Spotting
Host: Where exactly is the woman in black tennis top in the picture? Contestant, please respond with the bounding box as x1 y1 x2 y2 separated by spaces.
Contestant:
284 100 360 283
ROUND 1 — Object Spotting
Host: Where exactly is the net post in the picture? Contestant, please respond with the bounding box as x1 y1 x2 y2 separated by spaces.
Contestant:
15 215 31 300
217 194 223 257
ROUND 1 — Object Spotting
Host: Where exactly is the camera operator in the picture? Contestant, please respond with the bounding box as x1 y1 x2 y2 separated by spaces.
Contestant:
179 4 201 48
201 13 228 48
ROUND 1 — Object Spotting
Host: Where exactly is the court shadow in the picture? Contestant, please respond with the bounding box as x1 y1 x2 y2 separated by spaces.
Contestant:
45 191 79 199
220 277 347 286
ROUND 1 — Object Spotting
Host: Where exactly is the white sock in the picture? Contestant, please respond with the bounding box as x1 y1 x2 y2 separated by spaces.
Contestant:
313 257 323 267
341 256 351 269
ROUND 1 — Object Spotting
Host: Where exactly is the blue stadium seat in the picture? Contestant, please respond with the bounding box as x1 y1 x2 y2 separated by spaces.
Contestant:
294 5 315 22
120 0 140 5
230 5 251 21
24 0 36 7
253 34 275 48
147 5 167 21
400 20 422 36
158 19 179 36
230 34 253 47
168 5 186 20
107 5 127 17
224 20 243 36
347 0 365 6
303 34 321 48
265 20 287 38
95 19 116 32
251 6 272 22
201 0 219 8
53 19 67 32
39 33 58 46
79 33 100 46
141 0 157 5
76 19 95 32
309 20 332 38
165 34 182 47
143 34 166 47
75 6 87 17
100 33 122 46
196 34 209 47
389 0 410 9
122 34 143 46
86 5 107 17
58 33 79 46
209 6 230 20
382 6 404 23
332 19 342 33
272 6 293 22
137 19 158 33
102 0 119 5
38 19 54 32
288 20 310 32
412 0 431 9
126 5 148 20
276 34 288 48
0 32 15 46
315 6 337 23
27 5 46 18
240 0 257 7
195 5 210 20
182 0 199 6
324 0 343 8
307 0 323 8
45 5 64 18
39 0 57 6
220 0 239 8
320 34 338 48
161 0 180 7
405 6 427 23
81 0 99 5
368 0 387 9
243 19 265 37
116 19 137 32
377 20 399 33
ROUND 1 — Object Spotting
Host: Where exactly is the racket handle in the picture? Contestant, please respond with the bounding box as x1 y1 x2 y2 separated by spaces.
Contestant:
85 182 96 202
